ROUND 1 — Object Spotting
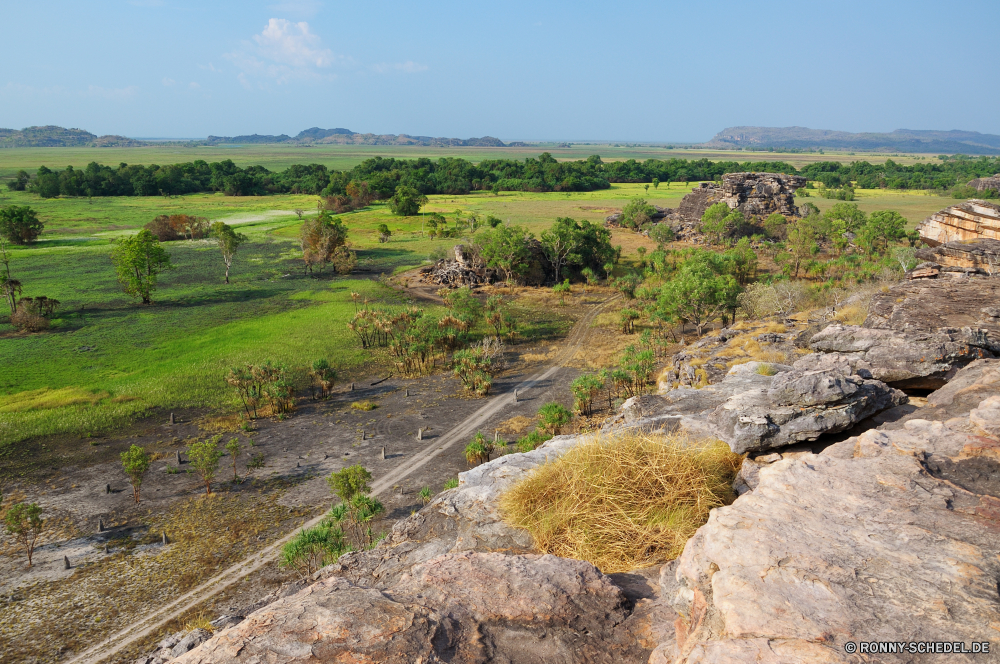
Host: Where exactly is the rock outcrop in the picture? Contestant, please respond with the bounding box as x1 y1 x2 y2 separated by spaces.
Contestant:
710 356 906 454
617 359 905 454
175 552 649 664
809 323 997 389
968 174 1000 193
667 360 1000 663
863 277 1000 336
916 199 1000 246
610 173 806 242
915 238 1000 274
170 435 670 664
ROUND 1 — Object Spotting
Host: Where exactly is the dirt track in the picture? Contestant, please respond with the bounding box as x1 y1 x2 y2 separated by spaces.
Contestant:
53 293 619 664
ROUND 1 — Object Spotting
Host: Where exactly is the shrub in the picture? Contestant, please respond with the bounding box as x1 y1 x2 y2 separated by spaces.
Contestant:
5 502 43 567
649 223 674 247
419 486 432 505
331 246 357 274
188 436 223 495
537 402 572 435
10 309 49 332
516 430 551 453
120 444 151 503
443 477 459 490
500 434 742 572
350 400 377 411
280 524 350 577
0 206 43 245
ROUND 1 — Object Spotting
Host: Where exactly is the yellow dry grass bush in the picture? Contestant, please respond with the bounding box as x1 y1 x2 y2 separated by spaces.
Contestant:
182 611 215 633
753 348 790 364
350 400 378 411
761 322 787 334
686 356 709 367
755 363 779 376
833 303 868 326
496 415 535 435
500 433 742 573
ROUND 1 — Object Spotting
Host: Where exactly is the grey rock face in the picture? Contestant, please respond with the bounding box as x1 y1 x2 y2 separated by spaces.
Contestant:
174 552 654 664
809 323 996 389
667 360 1000 664
710 363 906 454
170 629 210 657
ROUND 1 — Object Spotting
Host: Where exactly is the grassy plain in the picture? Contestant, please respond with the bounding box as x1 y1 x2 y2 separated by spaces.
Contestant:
0 143 941 179
0 176 956 450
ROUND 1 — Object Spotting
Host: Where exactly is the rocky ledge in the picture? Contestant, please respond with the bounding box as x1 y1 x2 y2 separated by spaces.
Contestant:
916 199 1000 247
668 359 1000 663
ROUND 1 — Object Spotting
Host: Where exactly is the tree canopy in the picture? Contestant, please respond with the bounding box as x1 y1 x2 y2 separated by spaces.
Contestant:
0 206 43 245
110 230 173 304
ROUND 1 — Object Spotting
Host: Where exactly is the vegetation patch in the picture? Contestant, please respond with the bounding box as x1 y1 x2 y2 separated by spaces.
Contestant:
350 401 378 411
500 433 742 573
0 387 111 413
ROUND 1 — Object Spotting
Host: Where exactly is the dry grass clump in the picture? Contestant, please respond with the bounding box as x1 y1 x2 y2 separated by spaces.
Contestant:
500 433 742 573
350 400 378 411
833 302 868 326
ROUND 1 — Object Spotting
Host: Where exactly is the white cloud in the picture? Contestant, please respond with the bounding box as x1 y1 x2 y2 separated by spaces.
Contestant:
372 61 428 74
162 78 176 86
227 18 349 84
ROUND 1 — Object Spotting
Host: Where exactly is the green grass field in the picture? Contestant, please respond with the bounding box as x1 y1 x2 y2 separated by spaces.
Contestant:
0 143 940 179
0 181 955 449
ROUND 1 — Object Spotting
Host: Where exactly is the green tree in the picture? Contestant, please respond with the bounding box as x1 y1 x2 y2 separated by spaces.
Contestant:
570 373 604 416
300 212 348 273
225 437 242 482
0 234 21 317
553 279 571 305
476 223 532 287
699 202 730 245
538 402 572 435
211 222 248 284
280 524 349 577
649 223 675 248
652 178 660 190
377 223 391 243
541 217 583 283
388 185 428 216
5 502 43 567
0 205 44 245
785 220 820 276
120 444 151 504
188 436 223 495
723 237 759 286
658 255 739 336
858 210 907 255
327 464 372 505
6 170 30 191
619 198 656 230
110 229 173 304
763 213 787 240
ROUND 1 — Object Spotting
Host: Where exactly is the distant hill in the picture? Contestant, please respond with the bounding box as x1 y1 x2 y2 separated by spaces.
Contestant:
203 128 509 147
0 125 148 148
702 126 1000 155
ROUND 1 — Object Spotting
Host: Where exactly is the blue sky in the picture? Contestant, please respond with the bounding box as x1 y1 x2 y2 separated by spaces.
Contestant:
2 0 998 141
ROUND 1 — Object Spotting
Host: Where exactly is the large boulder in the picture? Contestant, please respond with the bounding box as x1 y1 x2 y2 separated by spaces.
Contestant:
174 552 650 664
809 323 996 389
916 199 1000 247
663 359 1000 664
710 357 906 454
864 277 1000 335
968 174 1000 193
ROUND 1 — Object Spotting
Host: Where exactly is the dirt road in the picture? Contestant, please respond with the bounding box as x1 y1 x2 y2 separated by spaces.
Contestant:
65 294 618 664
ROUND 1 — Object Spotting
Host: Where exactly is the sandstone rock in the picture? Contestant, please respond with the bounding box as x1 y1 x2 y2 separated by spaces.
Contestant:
967 174 1000 193
915 238 1000 273
333 435 582 589
970 395 1000 439
174 552 654 664
667 360 1000 663
864 277 1000 337
809 323 996 389
170 629 210 657
916 198 1000 246
710 364 906 454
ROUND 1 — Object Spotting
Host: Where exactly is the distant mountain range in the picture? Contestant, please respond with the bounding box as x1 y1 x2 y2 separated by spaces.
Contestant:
203 127 515 147
0 126 147 148
702 126 1000 155
0 125 520 149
